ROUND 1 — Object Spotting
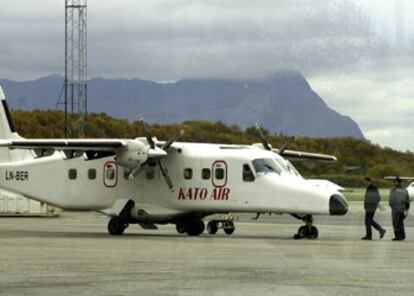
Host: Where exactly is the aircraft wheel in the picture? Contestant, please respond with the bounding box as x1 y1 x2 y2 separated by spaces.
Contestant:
207 221 218 235
294 225 318 239
294 225 308 239
175 222 186 234
223 221 235 235
186 220 205 236
309 226 319 239
108 217 127 235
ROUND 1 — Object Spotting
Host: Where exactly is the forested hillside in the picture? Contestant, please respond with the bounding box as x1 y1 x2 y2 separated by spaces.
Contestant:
11 110 414 187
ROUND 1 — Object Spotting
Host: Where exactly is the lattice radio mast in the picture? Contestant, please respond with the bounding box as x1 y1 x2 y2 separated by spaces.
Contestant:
59 0 87 138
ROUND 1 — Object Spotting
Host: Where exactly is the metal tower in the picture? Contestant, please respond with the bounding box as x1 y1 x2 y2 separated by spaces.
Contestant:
64 0 87 138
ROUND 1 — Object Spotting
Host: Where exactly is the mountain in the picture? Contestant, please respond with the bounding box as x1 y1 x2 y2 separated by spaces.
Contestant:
0 71 364 138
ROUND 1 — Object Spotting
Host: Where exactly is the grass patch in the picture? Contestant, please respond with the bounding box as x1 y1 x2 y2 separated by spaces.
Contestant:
343 188 391 202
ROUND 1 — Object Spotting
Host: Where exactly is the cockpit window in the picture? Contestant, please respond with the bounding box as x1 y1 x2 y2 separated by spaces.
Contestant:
286 161 301 177
243 164 255 182
252 159 281 175
273 158 301 177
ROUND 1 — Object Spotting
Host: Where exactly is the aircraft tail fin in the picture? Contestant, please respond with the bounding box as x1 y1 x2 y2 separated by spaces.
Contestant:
0 86 20 140
0 86 28 162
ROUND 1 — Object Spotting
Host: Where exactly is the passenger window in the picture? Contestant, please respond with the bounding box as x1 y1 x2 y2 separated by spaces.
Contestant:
106 168 115 180
243 164 255 182
88 169 96 180
146 169 155 180
68 169 77 180
215 168 225 180
202 168 211 180
184 168 193 180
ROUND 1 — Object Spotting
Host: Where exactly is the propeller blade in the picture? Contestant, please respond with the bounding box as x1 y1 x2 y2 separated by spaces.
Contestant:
255 124 272 151
128 166 145 180
157 160 174 192
139 117 155 149
148 146 168 158
279 135 297 154
163 129 185 150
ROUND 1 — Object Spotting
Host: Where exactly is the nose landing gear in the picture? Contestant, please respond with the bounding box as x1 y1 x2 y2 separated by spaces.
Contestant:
292 215 319 239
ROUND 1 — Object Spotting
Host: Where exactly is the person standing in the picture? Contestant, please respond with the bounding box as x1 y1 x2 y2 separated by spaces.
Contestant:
362 177 386 240
389 177 410 241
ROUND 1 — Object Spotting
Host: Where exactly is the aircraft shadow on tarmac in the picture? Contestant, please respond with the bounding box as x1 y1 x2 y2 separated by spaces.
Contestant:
0 229 365 242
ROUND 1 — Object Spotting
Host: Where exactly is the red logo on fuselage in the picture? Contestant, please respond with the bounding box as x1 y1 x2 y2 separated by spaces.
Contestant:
178 187 231 201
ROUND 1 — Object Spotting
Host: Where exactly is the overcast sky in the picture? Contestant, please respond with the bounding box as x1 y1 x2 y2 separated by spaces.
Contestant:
0 0 413 151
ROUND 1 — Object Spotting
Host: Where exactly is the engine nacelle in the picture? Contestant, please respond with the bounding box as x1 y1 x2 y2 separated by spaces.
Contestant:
115 140 149 169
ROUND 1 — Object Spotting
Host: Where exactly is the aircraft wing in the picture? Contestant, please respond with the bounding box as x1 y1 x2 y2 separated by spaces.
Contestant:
0 139 127 151
384 176 414 181
273 149 337 162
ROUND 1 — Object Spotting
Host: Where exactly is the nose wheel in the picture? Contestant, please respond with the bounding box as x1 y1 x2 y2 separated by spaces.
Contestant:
293 215 319 239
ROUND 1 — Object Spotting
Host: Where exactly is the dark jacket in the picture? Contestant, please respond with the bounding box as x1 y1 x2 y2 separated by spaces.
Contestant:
364 183 380 211
389 186 410 211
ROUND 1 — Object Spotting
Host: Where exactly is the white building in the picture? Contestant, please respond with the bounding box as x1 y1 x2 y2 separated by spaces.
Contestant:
0 189 56 216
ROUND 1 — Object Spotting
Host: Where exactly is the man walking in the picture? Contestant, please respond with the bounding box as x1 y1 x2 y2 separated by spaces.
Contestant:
362 177 386 240
389 177 410 241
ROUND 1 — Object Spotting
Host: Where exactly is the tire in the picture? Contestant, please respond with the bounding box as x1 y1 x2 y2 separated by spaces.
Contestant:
297 225 318 239
108 217 127 235
309 226 319 239
175 222 186 234
297 225 308 238
207 221 218 235
186 220 205 236
223 221 235 235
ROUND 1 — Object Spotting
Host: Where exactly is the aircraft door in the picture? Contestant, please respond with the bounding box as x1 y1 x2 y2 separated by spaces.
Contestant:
104 161 118 187
212 161 227 187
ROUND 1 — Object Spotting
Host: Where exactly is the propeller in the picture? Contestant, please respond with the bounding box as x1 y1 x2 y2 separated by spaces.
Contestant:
279 135 297 154
163 129 185 150
255 124 296 154
130 118 183 192
255 124 272 151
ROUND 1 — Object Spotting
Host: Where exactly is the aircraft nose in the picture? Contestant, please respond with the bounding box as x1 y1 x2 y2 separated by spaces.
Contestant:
329 194 348 215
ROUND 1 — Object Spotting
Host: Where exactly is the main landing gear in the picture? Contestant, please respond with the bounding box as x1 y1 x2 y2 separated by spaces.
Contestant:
292 215 319 240
107 199 134 235
175 217 236 236
108 216 129 235
175 220 206 236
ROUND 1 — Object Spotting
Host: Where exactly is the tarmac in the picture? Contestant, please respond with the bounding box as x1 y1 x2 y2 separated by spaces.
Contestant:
1 202 414 296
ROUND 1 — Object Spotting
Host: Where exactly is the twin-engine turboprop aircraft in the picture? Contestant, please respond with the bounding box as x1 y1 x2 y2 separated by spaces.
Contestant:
0 86 348 239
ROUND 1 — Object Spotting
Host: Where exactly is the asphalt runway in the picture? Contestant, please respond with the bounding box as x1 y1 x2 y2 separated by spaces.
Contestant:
1 203 414 296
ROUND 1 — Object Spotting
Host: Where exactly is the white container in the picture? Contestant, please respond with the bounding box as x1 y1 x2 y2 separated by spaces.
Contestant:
0 189 56 215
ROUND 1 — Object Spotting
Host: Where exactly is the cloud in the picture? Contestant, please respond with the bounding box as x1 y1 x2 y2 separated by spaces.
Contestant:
0 0 393 81
0 0 413 152
308 68 414 151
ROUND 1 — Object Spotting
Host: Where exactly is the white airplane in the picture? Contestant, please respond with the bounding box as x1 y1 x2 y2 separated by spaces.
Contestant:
0 86 348 239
